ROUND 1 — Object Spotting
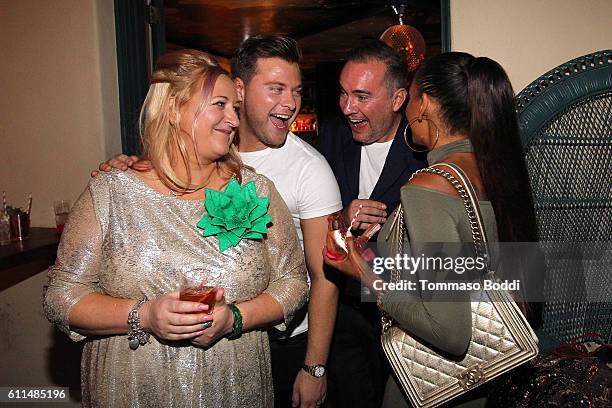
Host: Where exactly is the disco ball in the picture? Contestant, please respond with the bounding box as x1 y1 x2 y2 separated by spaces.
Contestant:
380 24 426 72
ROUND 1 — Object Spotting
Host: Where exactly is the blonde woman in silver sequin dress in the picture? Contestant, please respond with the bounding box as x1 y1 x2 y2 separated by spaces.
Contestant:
43 49 308 407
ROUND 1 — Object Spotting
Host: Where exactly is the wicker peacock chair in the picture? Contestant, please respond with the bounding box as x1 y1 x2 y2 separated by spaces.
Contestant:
516 50 612 344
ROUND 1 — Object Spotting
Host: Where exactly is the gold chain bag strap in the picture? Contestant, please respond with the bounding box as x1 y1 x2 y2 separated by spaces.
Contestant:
380 163 539 408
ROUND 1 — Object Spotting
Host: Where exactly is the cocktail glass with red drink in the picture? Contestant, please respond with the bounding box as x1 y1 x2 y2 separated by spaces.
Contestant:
179 270 217 314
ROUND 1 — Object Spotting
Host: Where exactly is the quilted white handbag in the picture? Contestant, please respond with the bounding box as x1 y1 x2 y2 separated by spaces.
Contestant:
380 163 539 408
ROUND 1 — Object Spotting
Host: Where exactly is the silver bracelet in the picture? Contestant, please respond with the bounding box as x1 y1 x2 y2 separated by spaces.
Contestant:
127 297 150 350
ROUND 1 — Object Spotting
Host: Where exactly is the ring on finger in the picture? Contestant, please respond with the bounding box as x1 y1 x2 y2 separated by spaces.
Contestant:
202 321 213 329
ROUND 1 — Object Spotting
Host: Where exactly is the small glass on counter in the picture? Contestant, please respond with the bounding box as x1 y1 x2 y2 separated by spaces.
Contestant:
0 212 10 245
53 200 71 235
8 210 30 241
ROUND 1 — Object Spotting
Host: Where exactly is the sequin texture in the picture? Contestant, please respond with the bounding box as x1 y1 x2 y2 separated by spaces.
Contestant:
43 168 308 407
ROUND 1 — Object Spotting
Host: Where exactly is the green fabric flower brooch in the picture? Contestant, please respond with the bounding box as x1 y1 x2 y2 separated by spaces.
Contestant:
197 178 272 252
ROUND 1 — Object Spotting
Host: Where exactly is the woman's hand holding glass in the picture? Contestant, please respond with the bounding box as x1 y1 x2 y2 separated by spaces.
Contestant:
139 291 212 341
189 287 235 348
323 214 381 290
324 235 378 287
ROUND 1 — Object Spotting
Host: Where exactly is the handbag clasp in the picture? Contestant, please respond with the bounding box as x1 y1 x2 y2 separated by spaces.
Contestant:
380 313 393 333
457 364 485 389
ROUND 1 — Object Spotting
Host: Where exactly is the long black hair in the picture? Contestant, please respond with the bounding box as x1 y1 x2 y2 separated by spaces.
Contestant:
413 52 537 243
413 53 541 323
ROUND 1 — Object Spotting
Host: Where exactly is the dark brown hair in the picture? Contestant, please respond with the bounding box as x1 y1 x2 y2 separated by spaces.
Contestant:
231 35 301 84
413 52 540 324
413 52 537 243
346 41 408 94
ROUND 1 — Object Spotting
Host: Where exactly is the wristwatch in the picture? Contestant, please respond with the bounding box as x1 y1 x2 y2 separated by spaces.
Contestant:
302 363 327 378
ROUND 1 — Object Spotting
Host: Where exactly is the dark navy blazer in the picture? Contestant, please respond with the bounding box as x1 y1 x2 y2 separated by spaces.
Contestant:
315 115 427 405
317 115 427 218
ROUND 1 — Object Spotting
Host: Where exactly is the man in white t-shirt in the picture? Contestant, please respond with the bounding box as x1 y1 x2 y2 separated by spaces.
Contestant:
231 35 341 408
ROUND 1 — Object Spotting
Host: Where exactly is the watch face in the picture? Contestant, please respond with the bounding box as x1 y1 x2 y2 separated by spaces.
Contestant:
313 365 325 377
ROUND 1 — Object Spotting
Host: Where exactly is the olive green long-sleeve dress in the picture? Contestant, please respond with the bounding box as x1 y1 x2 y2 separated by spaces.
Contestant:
378 140 497 407
43 168 308 408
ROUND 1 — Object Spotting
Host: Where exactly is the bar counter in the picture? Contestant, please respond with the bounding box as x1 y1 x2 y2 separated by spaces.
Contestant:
0 227 59 291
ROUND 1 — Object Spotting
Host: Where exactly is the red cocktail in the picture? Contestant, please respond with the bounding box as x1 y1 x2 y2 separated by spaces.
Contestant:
180 285 217 313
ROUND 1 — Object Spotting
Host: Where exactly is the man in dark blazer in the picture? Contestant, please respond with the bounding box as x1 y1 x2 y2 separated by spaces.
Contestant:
319 114 424 220
317 42 425 408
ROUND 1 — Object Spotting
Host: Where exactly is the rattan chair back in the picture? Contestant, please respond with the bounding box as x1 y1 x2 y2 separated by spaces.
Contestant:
516 50 612 343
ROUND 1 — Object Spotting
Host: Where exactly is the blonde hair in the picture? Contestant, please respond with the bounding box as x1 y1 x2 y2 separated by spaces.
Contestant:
139 49 242 192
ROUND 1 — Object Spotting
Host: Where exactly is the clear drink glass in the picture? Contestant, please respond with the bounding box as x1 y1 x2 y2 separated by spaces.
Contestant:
179 270 217 314
9 212 30 241
53 200 71 234
0 213 10 245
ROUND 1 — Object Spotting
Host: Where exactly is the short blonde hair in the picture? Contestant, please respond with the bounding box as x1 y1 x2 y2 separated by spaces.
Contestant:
139 49 242 192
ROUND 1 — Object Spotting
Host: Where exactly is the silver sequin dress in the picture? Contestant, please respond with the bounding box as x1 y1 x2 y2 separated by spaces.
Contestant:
43 168 308 407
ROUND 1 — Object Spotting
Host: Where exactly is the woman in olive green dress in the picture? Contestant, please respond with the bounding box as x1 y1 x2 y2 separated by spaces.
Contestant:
324 52 538 407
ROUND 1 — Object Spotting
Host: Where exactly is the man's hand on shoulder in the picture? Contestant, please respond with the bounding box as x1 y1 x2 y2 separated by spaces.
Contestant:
90 154 143 177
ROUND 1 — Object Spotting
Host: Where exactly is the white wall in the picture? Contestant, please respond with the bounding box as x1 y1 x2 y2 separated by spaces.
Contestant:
451 0 612 92
0 1 119 400
0 0 120 228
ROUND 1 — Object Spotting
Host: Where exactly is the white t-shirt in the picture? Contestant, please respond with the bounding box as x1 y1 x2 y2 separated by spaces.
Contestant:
358 140 393 199
239 132 342 337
